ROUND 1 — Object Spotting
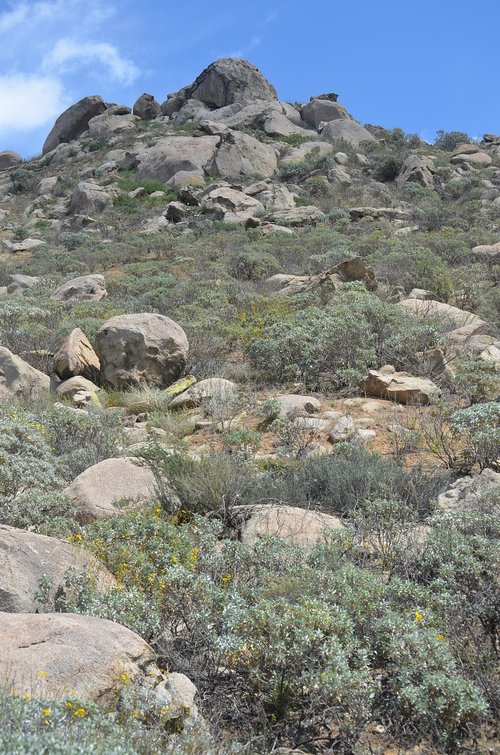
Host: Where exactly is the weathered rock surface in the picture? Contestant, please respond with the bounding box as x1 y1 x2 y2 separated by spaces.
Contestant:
51 274 107 308
69 182 112 215
0 612 155 704
301 96 353 129
397 155 438 189
169 377 237 409
133 93 161 120
201 186 264 224
0 347 50 400
163 58 277 116
96 313 188 388
53 328 100 381
137 135 219 182
450 143 492 168
349 206 410 222
267 205 326 226
437 469 499 512
398 298 490 334
63 457 156 522
273 394 322 418
266 256 376 296
6 274 39 294
207 131 278 178
320 120 377 147
87 112 138 140
0 150 22 171
43 96 108 154
362 366 441 405
471 241 500 264
55 375 101 400
236 504 344 550
0 525 114 613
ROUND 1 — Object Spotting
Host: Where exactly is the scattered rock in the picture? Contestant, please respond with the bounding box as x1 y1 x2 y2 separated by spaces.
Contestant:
396 155 438 190
63 457 157 522
201 186 264 224
0 525 114 612
320 120 377 147
267 205 326 226
471 241 500 264
51 274 107 308
53 328 101 381
398 298 490 334
87 112 138 140
0 347 50 401
169 377 237 409
96 313 189 388
55 375 101 400
450 144 492 168
265 256 376 295
137 135 219 182
6 274 39 294
236 504 344 550
361 366 441 405
207 130 278 178
43 95 108 154
273 394 322 418
69 181 112 215
0 612 155 705
3 238 46 253
437 468 499 512
349 206 410 222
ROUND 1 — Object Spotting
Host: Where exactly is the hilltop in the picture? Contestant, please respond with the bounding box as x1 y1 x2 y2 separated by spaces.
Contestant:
0 59 498 755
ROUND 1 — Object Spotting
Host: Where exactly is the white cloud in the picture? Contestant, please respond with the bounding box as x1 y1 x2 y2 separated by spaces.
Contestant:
226 35 262 59
0 73 66 133
0 0 114 33
44 36 140 85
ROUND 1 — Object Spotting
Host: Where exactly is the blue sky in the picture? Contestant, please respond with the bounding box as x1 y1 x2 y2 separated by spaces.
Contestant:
1 0 499 157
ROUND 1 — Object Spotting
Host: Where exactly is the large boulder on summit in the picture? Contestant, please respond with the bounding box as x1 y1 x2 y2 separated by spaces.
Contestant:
133 92 161 120
69 181 112 215
0 150 22 171
0 347 50 401
96 313 188 388
53 328 100 381
137 135 219 182
301 95 353 129
64 457 156 522
361 366 441 405
0 612 155 705
42 95 108 154
207 130 278 178
162 58 278 116
0 525 114 613
51 274 107 308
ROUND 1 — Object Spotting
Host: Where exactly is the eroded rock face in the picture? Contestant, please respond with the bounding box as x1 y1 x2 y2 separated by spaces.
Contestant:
301 97 353 129
206 130 278 178
53 328 100 381
0 347 50 401
320 120 377 147
0 525 114 612
96 313 188 388
169 377 237 409
0 612 155 705
43 96 108 154
265 256 376 296
63 457 157 522
51 274 107 308
163 58 278 115
200 186 264 224
361 366 441 405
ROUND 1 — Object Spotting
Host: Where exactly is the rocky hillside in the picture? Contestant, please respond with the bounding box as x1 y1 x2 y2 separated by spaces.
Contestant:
0 59 498 754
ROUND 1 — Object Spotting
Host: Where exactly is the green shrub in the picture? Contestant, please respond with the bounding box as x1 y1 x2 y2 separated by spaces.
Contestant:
434 130 473 151
454 359 500 404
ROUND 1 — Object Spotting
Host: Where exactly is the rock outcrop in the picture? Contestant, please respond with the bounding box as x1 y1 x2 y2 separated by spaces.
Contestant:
0 150 22 171
51 274 107 308
0 347 50 401
53 328 101 381
361 366 441 405
43 96 108 154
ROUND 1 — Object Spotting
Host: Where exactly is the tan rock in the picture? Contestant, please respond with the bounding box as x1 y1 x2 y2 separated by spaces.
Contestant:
0 347 50 401
0 525 114 612
361 368 441 405
53 328 100 381
236 504 344 550
63 457 156 522
0 612 155 705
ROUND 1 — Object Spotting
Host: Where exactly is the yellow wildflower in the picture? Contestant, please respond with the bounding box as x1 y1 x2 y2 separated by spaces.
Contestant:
435 634 445 641
41 709 52 717
37 670 47 678
221 572 233 585
415 611 424 621
73 707 86 718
